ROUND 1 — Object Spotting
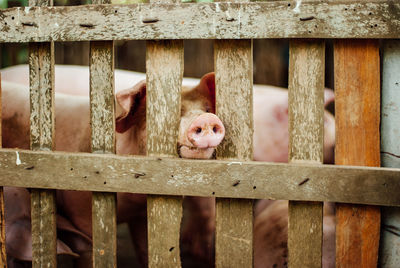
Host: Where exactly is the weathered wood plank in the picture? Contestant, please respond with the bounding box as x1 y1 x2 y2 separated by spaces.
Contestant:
146 39 184 267
0 75 6 267
28 0 57 261
29 45 57 268
334 39 381 267
379 40 400 268
0 1 399 42
89 40 117 268
0 149 400 206
215 38 253 267
288 40 324 268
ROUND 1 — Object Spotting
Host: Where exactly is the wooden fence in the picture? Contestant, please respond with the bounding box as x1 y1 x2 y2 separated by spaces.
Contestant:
0 0 400 267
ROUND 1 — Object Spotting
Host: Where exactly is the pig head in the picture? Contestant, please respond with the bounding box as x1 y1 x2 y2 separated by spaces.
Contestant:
113 76 225 159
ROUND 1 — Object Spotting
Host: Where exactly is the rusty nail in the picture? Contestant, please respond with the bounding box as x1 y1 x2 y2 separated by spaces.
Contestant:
300 16 315 21
298 178 310 186
79 23 94 28
232 180 240 187
142 18 159 23
22 22 36 27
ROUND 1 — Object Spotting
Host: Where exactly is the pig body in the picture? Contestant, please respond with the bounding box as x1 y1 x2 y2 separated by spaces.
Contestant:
1 65 335 266
254 200 335 268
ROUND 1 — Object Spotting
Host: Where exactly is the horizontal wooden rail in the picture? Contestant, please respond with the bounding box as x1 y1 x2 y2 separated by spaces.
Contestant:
0 148 399 206
0 0 399 42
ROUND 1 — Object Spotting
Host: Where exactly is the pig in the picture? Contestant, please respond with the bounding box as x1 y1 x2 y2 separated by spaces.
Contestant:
254 200 335 268
1 74 225 267
1 65 335 267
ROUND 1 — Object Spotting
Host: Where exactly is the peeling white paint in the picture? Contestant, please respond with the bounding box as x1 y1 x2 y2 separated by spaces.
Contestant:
54 22 59 27
24 7 31 14
225 10 231 21
237 8 241 38
293 0 302 13
16 152 21 165
107 165 115 170
227 161 242 166
215 2 220 13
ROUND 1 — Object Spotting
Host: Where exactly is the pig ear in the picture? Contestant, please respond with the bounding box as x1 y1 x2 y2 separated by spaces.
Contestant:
115 80 146 133
198 72 216 111
324 88 335 107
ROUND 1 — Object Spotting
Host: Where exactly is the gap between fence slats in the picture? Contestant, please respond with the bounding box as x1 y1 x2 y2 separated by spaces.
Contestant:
0 75 6 267
214 38 253 267
89 37 117 267
146 36 184 267
379 40 400 268
334 39 381 267
288 40 325 268
28 0 57 264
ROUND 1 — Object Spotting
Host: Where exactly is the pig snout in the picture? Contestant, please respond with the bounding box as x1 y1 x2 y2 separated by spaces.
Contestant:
179 113 225 159
187 113 225 149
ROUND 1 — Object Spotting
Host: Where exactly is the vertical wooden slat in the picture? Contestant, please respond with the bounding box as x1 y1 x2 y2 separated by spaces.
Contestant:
0 74 6 267
29 39 56 268
334 39 381 267
288 40 325 268
214 35 253 267
89 2 116 267
146 3 184 264
29 0 56 265
379 40 400 268
90 34 117 268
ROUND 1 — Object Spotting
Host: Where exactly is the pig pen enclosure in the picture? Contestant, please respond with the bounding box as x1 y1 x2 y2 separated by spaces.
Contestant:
0 0 400 267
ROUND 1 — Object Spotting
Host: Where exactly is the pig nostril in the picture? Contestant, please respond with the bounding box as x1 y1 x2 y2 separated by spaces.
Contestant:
213 126 218 133
196 127 202 134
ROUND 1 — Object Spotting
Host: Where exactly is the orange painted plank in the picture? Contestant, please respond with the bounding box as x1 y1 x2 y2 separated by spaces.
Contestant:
334 39 381 268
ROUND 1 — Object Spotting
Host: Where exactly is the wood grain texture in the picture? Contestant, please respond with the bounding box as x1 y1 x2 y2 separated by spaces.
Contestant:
28 0 57 260
379 40 400 268
334 39 381 268
146 39 184 268
288 40 325 268
0 75 6 267
89 40 117 268
215 39 253 268
0 149 399 206
1 1 399 42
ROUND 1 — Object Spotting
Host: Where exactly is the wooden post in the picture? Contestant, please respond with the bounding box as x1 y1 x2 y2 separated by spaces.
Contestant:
334 39 381 267
89 40 117 268
0 74 7 267
214 3 253 265
379 40 400 267
146 0 184 266
29 7 57 268
28 1 56 266
288 40 325 268
89 1 117 267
